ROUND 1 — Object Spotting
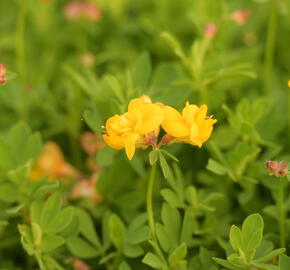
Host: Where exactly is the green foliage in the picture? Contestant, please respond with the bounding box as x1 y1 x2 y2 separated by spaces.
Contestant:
214 214 285 270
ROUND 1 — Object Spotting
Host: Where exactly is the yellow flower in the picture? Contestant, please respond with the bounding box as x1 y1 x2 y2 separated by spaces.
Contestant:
102 96 164 160
162 102 217 147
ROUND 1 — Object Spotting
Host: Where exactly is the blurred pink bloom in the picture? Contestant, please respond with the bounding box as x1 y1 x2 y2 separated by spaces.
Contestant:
231 9 251 26
265 160 288 177
81 131 104 155
82 2 101 21
73 258 90 270
71 176 103 204
203 23 217 39
64 1 101 22
0 64 7 85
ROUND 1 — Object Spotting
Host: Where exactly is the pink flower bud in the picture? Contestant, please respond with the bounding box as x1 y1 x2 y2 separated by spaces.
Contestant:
64 1 83 20
231 10 251 26
80 52 95 68
81 132 104 154
203 23 217 40
265 160 288 177
64 1 101 22
0 64 6 85
82 2 101 22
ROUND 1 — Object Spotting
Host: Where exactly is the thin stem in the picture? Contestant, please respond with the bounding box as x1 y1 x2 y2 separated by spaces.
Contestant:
36 254 46 270
263 0 278 95
277 176 286 247
147 162 157 241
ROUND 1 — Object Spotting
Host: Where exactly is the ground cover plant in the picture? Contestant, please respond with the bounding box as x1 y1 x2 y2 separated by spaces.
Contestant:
1 0 290 269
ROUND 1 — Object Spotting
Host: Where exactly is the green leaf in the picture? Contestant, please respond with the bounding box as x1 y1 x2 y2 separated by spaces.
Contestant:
156 223 171 252
0 182 19 202
279 254 290 270
212 258 242 270
109 214 126 251
169 243 187 264
149 150 159 166
229 225 243 251
254 248 285 263
66 236 99 259
207 159 227 175
119 261 132 270
60 214 80 238
123 242 144 258
76 208 101 248
242 214 264 251
160 149 179 163
45 206 74 235
160 188 183 208
252 262 279 270
30 199 44 225
31 180 60 199
42 235 65 252
158 151 171 179
40 192 62 227
142 253 163 269
161 203 181 249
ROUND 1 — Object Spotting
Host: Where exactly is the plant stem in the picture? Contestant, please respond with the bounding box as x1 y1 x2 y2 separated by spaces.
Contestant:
277 176 286 247
36 254 46 270
263 0 278 95
147 162 157 241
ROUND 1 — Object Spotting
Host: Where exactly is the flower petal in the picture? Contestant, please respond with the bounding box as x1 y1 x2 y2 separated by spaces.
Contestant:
124 133 139 160
162 106 190 138
135 104 164 134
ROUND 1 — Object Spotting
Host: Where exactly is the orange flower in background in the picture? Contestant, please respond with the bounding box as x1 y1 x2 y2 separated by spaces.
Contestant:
162 102 217 148
0 64 7 85
231 9 251 26
64 1 101 22
102 96 164 160
30 142 78 181
72 258 90 270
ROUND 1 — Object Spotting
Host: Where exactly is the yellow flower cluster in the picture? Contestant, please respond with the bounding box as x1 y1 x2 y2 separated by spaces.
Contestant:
102 96 217 160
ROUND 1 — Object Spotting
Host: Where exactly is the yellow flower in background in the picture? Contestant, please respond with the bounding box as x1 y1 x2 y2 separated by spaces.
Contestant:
102 96 164 160
30 142 78 181
162 102 217 147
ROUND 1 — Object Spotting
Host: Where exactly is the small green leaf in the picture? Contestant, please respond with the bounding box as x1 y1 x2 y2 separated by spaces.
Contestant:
45 206 74 235
160 149 179 163
123 242 144 258
242 214 264 251
76 208 101 248
254 248 285 263
229 225 243 251
40 192 62 227
207 159 227 175
30 200 44 225
119 261 132 270
142 253 163 269
169 243 187 264
158 151 171 179
279 254 290 270
109 214 126 251
42 235 65 252
149 150 159 165
66 236 99 259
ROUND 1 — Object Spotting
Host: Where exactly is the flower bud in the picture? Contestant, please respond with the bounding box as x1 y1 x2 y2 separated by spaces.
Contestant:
231 9 251 26
204 23 217 40
265 160 288 177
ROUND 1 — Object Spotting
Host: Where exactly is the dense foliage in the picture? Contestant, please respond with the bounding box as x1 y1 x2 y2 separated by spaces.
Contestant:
1 0 290 269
